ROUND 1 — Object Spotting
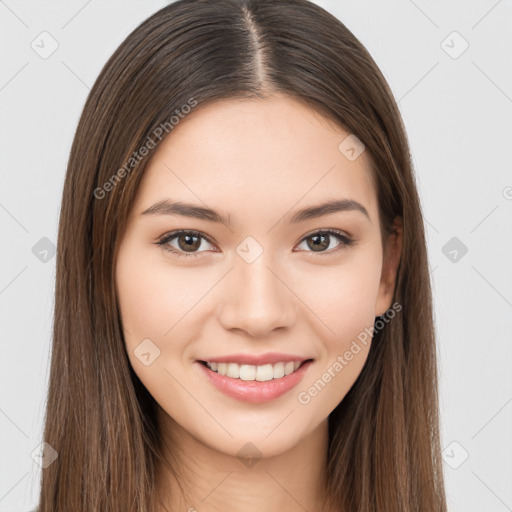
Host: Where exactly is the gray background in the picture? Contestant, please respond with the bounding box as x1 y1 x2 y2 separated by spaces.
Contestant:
1 1 511 510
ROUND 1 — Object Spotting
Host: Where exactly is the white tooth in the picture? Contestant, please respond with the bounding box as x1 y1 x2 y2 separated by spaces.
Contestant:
226 363 240 378
239 364 256 380
206 360 303 380
256 364 274 381
284 362 295 376
273 362 285 379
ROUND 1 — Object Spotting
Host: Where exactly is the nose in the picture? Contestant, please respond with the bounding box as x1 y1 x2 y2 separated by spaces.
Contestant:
217 255 296 338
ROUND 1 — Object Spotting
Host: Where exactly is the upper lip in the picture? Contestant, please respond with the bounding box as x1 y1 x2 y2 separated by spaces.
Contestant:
198 353 313 366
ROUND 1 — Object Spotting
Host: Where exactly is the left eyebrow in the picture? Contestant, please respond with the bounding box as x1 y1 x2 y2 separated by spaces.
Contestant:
289 199 370 223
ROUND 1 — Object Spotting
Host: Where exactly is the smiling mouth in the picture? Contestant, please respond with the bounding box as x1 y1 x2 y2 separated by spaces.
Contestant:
198 359 313 381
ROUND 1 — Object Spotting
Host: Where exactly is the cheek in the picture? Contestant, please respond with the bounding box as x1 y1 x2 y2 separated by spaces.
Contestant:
116 253 165 343
117 241 174 335
293 262 379 412
294 252 382 343
116 246 212 362
290 252 381 413
115 248 203 408
115 243 180 376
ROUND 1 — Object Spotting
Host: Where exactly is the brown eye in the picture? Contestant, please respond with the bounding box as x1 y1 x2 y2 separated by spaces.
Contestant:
176 233 202 252
306 233 330 252
296 230 354 255
156 230 216 258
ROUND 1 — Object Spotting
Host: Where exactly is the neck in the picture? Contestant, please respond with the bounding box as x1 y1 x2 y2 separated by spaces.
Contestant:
153 406 334 512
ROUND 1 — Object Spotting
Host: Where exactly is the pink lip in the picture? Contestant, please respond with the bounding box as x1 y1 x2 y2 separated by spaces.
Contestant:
196 359 314 403
198 352 311 366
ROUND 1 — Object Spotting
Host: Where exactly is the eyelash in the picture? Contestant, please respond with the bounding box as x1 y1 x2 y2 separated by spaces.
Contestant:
156 229 354 259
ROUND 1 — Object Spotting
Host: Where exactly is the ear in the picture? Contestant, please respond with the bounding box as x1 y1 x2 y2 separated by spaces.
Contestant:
375 216 403 317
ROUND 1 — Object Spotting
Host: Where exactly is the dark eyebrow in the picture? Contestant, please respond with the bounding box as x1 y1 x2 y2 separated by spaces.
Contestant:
288 199 370 223
140 200 231 226
140 198 370 225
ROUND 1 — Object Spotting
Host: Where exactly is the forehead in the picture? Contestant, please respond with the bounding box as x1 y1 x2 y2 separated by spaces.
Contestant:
131 95 378 225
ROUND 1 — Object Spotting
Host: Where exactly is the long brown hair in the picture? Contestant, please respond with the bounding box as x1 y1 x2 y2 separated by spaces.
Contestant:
39 0 447 510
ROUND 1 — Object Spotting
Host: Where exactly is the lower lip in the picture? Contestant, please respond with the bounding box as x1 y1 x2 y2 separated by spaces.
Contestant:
196 360 314 403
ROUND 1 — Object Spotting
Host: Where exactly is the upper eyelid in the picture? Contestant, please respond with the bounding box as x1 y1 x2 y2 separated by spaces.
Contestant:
300 228 351 239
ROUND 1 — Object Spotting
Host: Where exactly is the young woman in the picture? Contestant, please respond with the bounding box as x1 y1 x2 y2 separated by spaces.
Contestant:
38 0 447 510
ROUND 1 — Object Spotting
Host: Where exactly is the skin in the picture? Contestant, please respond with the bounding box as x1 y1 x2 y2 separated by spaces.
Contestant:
115 94 403 512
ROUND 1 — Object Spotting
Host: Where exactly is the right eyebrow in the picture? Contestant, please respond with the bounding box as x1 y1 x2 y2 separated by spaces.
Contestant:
140 200 231 227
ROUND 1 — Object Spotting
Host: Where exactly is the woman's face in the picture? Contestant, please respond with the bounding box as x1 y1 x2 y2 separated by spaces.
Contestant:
116 95 400 459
